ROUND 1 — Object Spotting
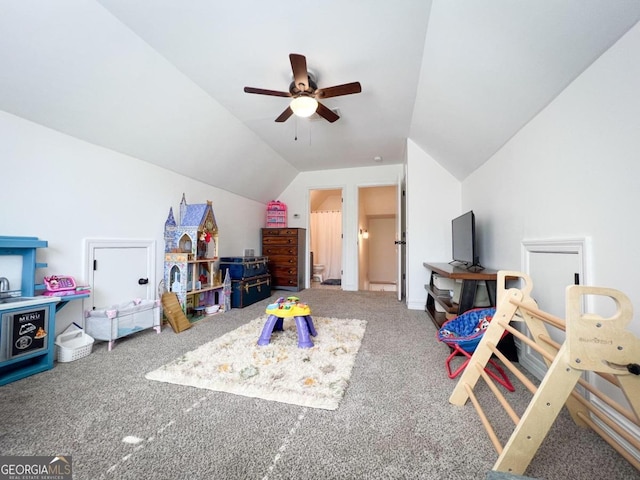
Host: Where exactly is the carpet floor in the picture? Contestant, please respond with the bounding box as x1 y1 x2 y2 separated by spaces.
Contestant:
0 289 637 480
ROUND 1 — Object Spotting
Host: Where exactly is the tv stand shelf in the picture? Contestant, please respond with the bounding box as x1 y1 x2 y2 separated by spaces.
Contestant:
423 262 499 329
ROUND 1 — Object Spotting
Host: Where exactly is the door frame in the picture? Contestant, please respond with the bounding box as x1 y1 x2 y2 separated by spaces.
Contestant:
307 188 345 289
520 237 590 380
356 183 400 293
83 238 157 306
397 172 406 301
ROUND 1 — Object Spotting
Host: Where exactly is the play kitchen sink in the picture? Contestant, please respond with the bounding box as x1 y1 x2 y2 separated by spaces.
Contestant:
0 277 30 304
0 296 32 304
0 296 49 305
0 288 55 307
0 278 61 307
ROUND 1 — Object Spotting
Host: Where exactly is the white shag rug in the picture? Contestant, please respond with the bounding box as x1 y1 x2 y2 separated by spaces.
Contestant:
146 316 367 410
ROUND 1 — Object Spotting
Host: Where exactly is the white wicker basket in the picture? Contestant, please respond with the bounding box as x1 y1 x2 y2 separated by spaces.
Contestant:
55 330 94 362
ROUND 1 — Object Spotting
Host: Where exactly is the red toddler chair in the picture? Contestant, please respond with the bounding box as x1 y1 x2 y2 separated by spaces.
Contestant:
437 307 514 392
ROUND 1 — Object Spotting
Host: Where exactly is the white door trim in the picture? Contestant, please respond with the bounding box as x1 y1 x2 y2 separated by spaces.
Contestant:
521 237 590 286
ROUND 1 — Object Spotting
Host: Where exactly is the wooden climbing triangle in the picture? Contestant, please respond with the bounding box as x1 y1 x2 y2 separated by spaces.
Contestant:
449 271 640 475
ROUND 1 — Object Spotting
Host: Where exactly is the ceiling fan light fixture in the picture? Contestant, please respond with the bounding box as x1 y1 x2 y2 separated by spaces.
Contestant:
290 96 318 118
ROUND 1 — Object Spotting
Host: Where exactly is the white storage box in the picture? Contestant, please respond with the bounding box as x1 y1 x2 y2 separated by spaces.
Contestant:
85 299 161 351
433 274 456 291
55 329 94 362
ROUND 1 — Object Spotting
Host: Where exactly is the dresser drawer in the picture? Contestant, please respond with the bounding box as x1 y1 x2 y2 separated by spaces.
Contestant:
272 277 299 288
271 264 298 277
263 245 298 256
268 255 297 267
262 235 299 246
262 228 300 237
271 268 298 286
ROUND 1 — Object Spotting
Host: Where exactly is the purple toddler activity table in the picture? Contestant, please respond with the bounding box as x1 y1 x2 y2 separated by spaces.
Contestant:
258 297 316 348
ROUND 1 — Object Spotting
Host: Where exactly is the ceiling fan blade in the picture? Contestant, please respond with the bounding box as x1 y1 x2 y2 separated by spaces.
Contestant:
315 102 340 123
244 86 291 97
289 53 309 92
275 106 294 123
315 82 362 99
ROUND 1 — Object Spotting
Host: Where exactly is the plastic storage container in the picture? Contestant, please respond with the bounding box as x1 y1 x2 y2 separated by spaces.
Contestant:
55 329 94 362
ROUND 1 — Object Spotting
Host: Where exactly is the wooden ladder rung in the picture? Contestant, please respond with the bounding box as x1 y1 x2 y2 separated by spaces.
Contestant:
464 383 503 454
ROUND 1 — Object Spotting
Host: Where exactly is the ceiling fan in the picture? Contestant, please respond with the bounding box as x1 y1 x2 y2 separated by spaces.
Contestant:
244 53 362 123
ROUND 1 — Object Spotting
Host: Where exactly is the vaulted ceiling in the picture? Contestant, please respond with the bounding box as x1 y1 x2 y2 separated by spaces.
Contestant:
1 1 639 203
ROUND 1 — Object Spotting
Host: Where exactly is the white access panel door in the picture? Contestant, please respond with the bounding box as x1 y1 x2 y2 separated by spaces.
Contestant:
85 240 156 309
521 238 588 380
527 251 578 340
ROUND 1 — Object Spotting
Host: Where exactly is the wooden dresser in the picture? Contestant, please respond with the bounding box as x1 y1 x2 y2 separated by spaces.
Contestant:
261 228 306 292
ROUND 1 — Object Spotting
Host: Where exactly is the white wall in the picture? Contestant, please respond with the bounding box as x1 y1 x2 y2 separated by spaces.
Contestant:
360 186 397 216
463 20 640 337
0 111 265 334
277 164 403 291
313 194 342 212
405 139 461 309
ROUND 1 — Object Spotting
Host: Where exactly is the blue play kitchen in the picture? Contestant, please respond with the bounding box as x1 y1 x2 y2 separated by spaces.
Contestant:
0 236 88 385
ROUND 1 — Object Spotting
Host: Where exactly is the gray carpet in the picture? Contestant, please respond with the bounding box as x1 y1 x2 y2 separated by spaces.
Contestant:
0 289 637 480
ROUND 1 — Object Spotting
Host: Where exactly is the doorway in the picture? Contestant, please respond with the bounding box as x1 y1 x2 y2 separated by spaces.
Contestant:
358 185 398 292
309 189 343 288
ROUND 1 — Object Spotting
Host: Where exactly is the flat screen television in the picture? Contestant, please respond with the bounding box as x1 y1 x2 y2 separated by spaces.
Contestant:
451 210 481 270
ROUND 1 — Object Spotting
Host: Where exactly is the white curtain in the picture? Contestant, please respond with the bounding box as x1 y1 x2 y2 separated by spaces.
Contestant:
310 211 342 281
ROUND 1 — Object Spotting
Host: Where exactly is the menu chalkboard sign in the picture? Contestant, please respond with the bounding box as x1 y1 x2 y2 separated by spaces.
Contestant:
11 307 48 358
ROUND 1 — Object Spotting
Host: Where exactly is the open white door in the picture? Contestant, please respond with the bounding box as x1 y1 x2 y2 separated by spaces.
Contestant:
396 175 406 301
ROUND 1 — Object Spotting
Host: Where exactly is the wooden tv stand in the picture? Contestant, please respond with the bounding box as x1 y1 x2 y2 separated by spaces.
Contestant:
424 262 518 361
423 262 500 329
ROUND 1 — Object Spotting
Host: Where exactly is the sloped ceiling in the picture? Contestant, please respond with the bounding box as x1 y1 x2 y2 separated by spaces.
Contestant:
1 1 639 203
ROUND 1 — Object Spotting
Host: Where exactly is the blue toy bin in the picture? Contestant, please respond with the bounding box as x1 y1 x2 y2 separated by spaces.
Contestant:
437 307 496 353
